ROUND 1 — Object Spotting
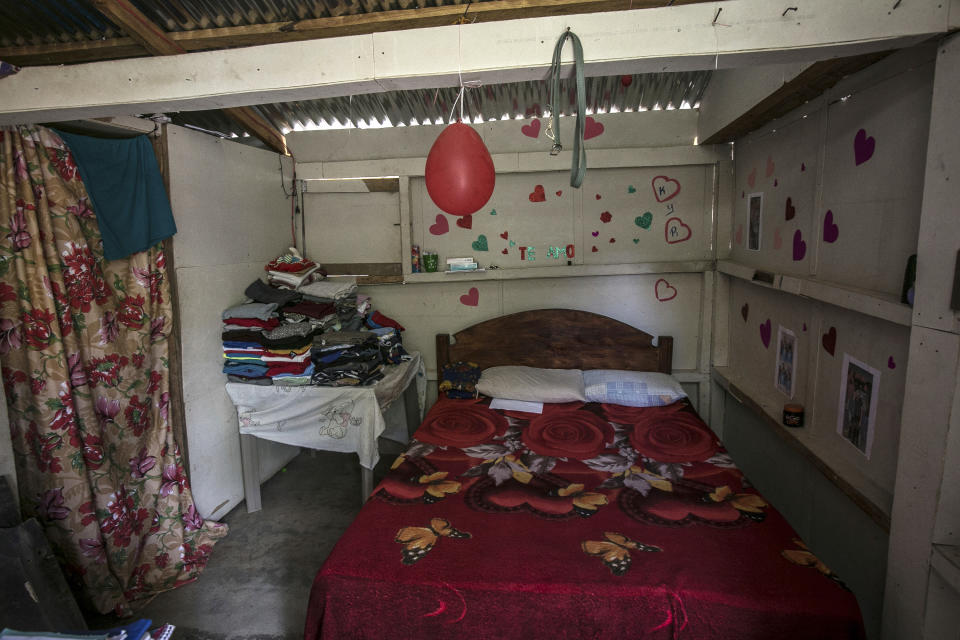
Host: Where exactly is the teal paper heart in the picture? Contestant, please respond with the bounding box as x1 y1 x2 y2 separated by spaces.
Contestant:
509 240 516 247
472 235 489 251
627 185 637 194
633 238 640 244
490 209 497 215
635 212 653 229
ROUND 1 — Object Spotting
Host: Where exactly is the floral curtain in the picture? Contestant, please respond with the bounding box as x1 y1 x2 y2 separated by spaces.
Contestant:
0 125 225 615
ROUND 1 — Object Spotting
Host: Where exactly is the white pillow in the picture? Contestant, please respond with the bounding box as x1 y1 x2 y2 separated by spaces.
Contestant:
476 366 586 403
583 370 686 407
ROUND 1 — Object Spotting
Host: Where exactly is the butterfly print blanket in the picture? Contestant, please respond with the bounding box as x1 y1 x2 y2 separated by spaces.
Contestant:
305 398 865 640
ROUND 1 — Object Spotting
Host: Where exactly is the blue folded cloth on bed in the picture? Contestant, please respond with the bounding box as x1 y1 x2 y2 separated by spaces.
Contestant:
54 129 177 260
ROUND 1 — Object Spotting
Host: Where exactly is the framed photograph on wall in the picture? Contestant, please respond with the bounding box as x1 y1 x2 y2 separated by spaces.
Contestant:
774 326 797 398
836 354 880 459
747 193 763 251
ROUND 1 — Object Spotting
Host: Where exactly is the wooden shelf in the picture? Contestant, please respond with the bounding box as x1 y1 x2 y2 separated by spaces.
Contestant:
717 260 913 326
712 365 891 532
394 260 714 285
932 544 960 594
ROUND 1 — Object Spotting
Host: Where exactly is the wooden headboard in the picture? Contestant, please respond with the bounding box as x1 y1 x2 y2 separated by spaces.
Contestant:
435 310 673 380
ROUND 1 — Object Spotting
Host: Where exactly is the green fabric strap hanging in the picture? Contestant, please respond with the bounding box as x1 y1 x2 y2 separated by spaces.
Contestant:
548 28 587 188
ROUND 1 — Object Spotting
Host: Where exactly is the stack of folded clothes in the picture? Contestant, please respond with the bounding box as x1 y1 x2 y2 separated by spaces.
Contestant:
265 248 323 290
298 278 362 331
369 327 408 365
222 302 279 384
310 330 384 387
222 302 318 385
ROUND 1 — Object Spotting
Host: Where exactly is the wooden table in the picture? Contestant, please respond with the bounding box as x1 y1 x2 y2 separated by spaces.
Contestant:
226 354 423 511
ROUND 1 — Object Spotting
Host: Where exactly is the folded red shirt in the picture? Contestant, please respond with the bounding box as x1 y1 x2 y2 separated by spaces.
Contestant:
222 317 280 329
370 310 405 332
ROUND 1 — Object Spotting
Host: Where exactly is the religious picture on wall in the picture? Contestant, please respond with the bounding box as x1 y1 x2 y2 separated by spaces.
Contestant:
747 193 763 251
774 326 797 398
836 354 879 459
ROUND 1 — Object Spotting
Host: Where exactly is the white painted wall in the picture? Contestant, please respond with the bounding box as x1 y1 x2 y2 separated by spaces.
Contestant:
289 111 714 406
167 125 300 520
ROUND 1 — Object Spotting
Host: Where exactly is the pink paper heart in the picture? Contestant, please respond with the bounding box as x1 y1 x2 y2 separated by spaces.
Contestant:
854 128 875 166
760 319 772 348
747 168 757 188
823 210 839 243
521 119 541 138
428 214 449 235
773 228 783 250
459 287 479 306
765 156 775 177
583 116 605 140
792 229 807 261
655 278 677 302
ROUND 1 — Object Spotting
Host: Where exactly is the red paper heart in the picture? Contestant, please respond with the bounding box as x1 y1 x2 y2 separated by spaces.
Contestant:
822 326 837 356
583 116 605 140
765 156 775 177
501 248 508 255
556 190 562 197
459 287 479 306
785 197 796 221
741 303 749 322
595 194 602 200
655 278 677 302
428 214 449 235
529 185 546 202
664 216 692 244
591 246 598 252
609 238 616 243
456 215 473 230
747 168 757 188
521 119 540 138
500 231 508 240
600 211 612 223
652 175 681 203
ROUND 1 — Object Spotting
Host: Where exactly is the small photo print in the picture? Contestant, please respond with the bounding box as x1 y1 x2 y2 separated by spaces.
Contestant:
747 193 763 251
775 326 797 399
836 354 880 459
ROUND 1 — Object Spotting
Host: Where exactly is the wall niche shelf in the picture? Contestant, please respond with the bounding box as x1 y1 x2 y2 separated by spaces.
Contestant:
712 365 891 532
717 260 912 327
396 261 715 285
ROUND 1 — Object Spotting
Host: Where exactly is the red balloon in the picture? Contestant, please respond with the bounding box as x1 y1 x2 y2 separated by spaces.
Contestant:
425 122 495 216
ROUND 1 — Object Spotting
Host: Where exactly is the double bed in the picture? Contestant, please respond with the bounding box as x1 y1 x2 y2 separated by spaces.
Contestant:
304 310 864 639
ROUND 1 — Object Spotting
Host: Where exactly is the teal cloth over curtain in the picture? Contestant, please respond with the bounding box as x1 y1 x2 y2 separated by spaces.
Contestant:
54 130 177 260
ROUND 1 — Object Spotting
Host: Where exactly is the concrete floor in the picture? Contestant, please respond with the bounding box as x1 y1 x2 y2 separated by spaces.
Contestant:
85 450 393 640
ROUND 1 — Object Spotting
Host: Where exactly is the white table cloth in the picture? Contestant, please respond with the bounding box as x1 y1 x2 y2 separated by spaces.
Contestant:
225 353 424 510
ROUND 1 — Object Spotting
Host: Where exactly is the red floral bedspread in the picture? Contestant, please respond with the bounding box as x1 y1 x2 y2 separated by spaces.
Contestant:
305 398 865 640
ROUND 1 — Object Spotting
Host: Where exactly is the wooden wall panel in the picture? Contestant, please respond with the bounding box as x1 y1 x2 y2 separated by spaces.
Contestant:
817 61 934 296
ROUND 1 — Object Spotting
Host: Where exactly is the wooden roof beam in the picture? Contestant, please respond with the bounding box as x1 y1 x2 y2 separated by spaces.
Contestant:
1 0 713 67
89 0 288 154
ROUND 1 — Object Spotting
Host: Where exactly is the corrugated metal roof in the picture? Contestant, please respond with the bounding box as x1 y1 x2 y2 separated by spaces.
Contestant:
170 71 710 140
0 0 480 48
